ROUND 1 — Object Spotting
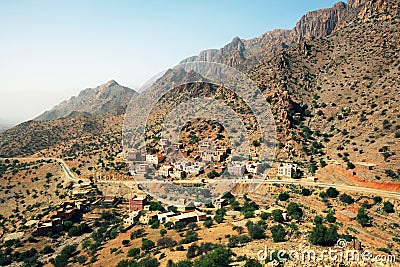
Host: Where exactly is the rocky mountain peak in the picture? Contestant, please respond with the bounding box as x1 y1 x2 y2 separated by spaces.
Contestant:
35 80 137 121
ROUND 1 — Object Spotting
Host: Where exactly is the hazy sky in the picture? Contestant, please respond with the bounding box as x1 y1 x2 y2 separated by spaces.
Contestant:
0 0 339 123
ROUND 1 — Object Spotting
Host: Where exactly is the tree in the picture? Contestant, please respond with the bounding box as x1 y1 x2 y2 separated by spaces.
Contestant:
122 240 130 246
244 258 263 267
272 209 284 223
160 229 167 236
326 187 339 198
157 237 177 248
309 224 338 246
271 224 286 242
356 208 371 227
180 230 198 244
326 212 336 223
383 201 395 213
214 214 224 224
127 248 140 258
246 221 265 240
141 238 155 251
314 216 323 225
301 188 311 196
287 203 303 221
203 220 213 228
130 228 145 240
340 194 354 204
278 192 290 201
149 202 164 212
194 247 232 267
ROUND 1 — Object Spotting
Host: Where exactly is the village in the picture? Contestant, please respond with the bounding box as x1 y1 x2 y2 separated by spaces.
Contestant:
127 138 310 182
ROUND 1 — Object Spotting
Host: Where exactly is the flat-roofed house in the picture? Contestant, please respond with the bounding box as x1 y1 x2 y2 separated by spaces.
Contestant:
246 162 262 175
129 195 148 211
227 162 246 177
277 163 298 178
146 153 165 165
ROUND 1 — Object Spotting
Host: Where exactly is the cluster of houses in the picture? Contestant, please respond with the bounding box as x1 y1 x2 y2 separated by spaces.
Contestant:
128 139 231 178
123 195 226 227
32 200 87 236
227 161 263 177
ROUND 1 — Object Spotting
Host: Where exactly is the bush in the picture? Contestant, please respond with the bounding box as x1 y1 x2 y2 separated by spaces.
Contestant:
340 194 355 204
180 230 198 244
383 201 395 213
272 209 284 223
278 192 290 201
356 208 371 227
287 203 303 221
130 228 145 240
203 220 213 228
157 237 177 248
246 221 265 240
160 229 167 236
127 248 140 257
271 225 286 243
141 238 155 251
309 224 338 246
244 258 263 267
326 187 339 198
301 188 311 196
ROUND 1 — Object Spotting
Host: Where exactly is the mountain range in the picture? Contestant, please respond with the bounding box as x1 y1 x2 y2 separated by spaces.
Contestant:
0 0 399 184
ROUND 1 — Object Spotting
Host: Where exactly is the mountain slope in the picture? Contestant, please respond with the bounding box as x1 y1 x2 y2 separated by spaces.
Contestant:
35 80 136 121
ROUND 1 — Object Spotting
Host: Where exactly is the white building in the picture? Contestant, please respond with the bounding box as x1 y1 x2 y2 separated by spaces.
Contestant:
246 162 262 175
277 163 298 178
227 162 246 176
124 211 140 225
146 154 165 165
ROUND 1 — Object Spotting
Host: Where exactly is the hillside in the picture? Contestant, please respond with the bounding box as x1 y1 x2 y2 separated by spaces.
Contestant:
35 80 136 121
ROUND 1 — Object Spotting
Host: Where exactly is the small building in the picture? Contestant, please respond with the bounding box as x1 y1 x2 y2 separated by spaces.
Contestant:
124 211 140 225
246 162 262 175
158 165 173 177
199 140 212 151
213 198 228 209
184 165 204 175
156 211 175 224
277 163 298 178
174 161 192 171
139 211 159 225
146 153 165 165
129 195 148 211
127 150 145 161
167 210 206 225
135 163 149 174
102 195 120 208
170 170 186 179
307 176 318 181
227 162 246 177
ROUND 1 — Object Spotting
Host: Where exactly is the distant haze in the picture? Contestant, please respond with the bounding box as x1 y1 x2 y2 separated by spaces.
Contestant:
0 0 339 123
